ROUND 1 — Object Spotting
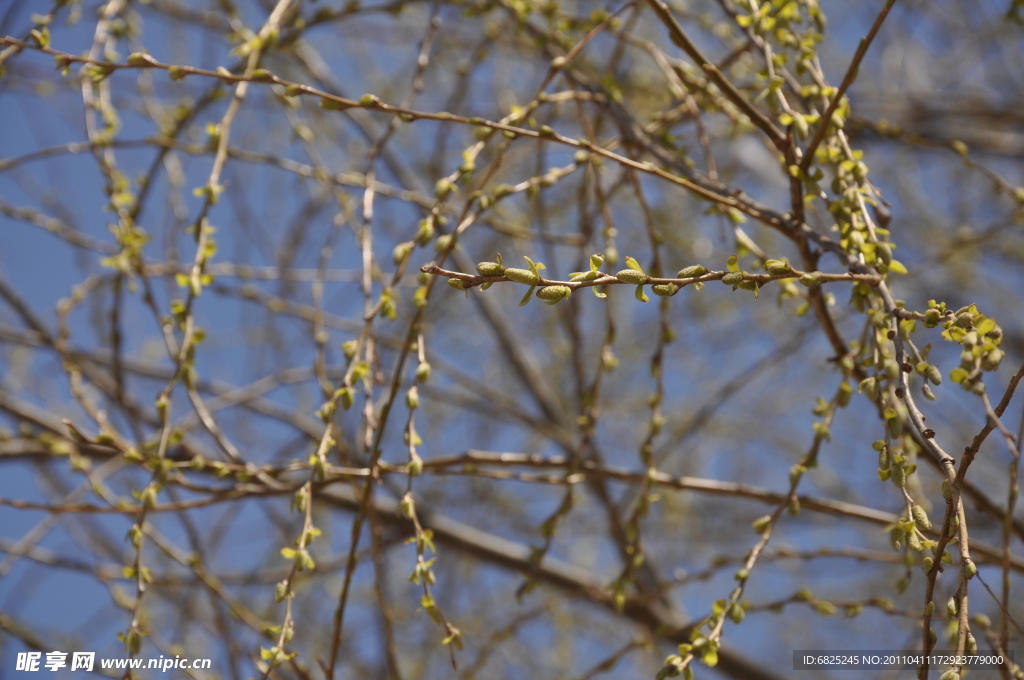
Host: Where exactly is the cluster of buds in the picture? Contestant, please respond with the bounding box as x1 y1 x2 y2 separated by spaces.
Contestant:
437 252 851 307
935 302 1004 392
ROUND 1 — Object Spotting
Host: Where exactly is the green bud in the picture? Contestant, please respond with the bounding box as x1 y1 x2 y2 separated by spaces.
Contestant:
415 219 435 246
964 559 977 579
405 386 420 409
615 269 648 284
751 515 772 534
447 278 469 291
275 580 289 602
536 285 572 304
965 633 977 655
799 272 822 286
604 246 619 266
602 348 618 371
435 233 454 253
877 444 891 471
911 504 932 530
721 271 744 286
476 261 505 276
923 601 934 616
652 283 679 296
764 259 790 275
924 308 941 327
942 479 952 501
339 387 355 410
906 531 923 552
400 492 415 518
320 96 347 111
359 93 378 106
504 268 540 285
891 464 905 489
677 265 708 279
973 614 991 629
982 348 1004 371
876 242 893 266
416 362 431 383
435 178 453 199
392 241 412 265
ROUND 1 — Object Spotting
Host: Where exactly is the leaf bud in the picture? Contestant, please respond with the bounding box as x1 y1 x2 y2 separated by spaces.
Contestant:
476 261 505 276
982 348 1004 371
677 265 708 278
955 312 975 329
876 242 893 266
764 259 791 275
392 241 412 265
891 463 905 488
339 387 355 410
447 277 469 291
877 445 891 471
721 271 744 286
405 386 420 409
799 272 822 286
435 178 453 199
504 268 540 285
615 269 648 284
400 492 415 518
911 504 932 530
652 283 679 296
416 362 431 383
536 285 572 304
